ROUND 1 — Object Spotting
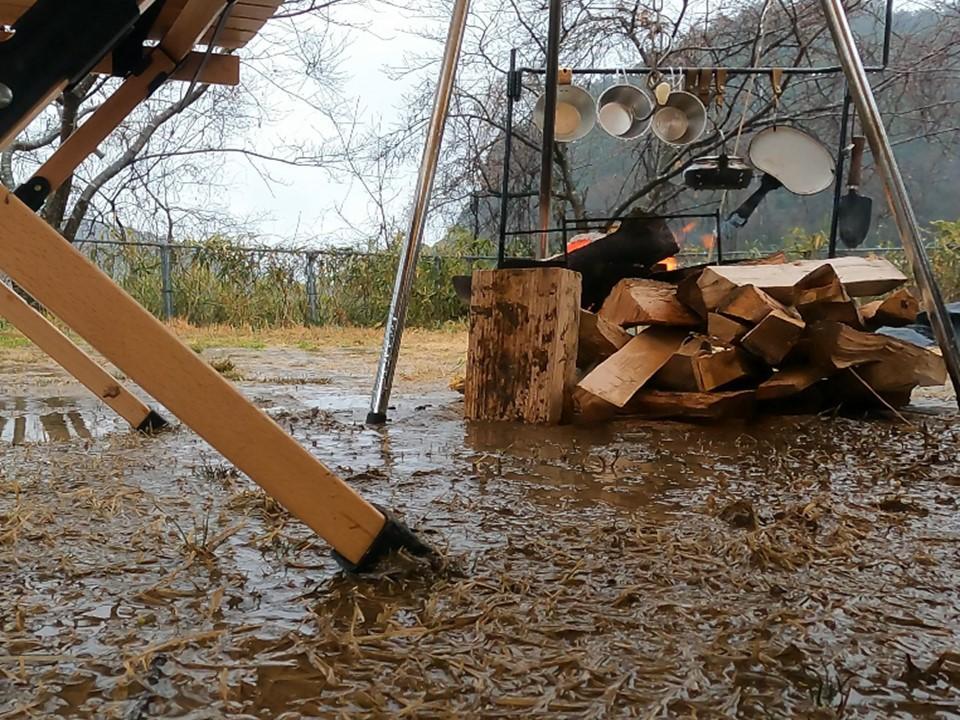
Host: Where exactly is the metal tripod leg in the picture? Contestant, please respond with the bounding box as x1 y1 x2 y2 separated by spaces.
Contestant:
820 0 960 407
367 0 471 424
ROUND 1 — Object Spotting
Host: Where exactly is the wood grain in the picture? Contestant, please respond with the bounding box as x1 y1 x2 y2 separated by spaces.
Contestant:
0 189 384 564
465 268 581 423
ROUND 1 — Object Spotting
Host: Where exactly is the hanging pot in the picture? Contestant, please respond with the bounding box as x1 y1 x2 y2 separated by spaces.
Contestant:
728 126 834 228
596 71 653 140
533 68 596 143
684 153 753 190
651 90 706 146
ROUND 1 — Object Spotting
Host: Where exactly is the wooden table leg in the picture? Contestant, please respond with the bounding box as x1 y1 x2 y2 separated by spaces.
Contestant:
0 282 165 431
0 188 421 568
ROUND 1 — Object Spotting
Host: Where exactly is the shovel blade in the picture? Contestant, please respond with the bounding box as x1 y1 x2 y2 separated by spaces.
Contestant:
838 191 873 248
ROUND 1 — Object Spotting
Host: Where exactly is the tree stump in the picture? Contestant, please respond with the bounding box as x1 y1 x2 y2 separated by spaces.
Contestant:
465 267 581 424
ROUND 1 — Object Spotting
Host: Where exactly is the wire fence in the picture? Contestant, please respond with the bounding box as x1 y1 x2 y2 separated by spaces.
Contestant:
71 237 914 328
76 238 497 327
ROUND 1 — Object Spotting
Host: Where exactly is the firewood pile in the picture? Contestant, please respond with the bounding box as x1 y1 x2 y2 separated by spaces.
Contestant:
572 254 947 422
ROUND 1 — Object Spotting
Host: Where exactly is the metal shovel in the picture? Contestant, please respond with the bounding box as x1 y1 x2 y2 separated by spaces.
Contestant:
838 135 873 248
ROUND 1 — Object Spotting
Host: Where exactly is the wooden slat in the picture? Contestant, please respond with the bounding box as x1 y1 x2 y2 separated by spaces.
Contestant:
92 52 241 86
0 0 282 49
0 187 386 565
0 282 154 428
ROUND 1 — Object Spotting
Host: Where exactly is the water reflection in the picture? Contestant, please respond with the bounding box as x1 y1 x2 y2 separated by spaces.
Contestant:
0 396 106 445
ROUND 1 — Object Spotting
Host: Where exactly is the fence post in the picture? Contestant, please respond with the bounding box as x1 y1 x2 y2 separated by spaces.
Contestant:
305 252 318 326
159 242 174 320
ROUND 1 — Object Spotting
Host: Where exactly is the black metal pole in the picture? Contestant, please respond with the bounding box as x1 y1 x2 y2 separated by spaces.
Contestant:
518 64 886 76
714 208 723 264
537 0 562 259
471 193 480 242
828 90 852 258
882 0 894 66
497 49 518 268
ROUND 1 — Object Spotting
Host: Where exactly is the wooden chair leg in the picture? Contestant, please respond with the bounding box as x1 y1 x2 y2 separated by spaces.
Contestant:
0 282 166 432
0 188 423 568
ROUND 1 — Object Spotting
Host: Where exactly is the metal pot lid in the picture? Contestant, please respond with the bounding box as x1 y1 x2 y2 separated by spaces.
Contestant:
748 126 834 195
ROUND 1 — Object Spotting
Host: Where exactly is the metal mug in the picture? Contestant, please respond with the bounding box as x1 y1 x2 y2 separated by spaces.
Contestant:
651 90 707 146
596 73 653 140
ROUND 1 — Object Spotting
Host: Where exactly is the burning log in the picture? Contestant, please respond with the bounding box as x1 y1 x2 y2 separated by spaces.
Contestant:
566 213 679 310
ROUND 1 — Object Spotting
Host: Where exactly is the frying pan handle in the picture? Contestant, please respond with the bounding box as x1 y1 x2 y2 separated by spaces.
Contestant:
727 174 783 228
848 135 866 188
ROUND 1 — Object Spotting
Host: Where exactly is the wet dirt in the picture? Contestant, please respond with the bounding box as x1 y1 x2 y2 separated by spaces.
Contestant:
1 342 959 717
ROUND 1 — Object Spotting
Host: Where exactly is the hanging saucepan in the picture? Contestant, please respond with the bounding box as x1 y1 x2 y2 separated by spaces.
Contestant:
727 126 834 228
596 70 654 140
684 153 753 190
533 68 596 143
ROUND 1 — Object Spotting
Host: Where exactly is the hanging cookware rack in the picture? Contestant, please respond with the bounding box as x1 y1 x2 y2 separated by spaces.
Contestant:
494 0 896 266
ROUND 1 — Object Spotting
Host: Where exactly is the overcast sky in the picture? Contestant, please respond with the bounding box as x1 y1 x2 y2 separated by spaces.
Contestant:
211 4 434 247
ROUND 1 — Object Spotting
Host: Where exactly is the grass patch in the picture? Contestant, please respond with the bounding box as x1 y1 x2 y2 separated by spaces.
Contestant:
208 357 244 381
0 330 30 349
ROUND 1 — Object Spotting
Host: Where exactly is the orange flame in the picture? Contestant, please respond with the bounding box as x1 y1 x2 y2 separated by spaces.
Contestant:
661 256 678 271
700 233 716 251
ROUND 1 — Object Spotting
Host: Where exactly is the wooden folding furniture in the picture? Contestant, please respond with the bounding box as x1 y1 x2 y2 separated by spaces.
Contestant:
0 0 432 571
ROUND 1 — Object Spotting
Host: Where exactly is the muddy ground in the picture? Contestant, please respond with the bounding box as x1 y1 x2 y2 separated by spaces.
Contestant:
1 327 959 718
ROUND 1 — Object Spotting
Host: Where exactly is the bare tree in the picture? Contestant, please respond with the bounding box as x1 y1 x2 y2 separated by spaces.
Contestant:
364 0 960 249
0 0 356 243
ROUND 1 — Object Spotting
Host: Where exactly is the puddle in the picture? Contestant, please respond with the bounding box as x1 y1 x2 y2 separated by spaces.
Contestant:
1 354 958 716
0 396 122 445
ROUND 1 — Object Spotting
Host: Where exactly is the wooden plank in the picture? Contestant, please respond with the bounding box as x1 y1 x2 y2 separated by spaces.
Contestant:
92 52 241 86
651 335 752 392
624 389 757 420
577 309 630 368
26 3 227 194
692 345 754 391
805 321 946 389
598 279 701 328
576 327 687 407
696 256 906 307
756 365 831 400
719 285 798 325
861 287 920 329
741 310 805 366
465 268 581 424
650 335 711 391
0 283 155 428
707 312 750 344
0 1 274 49
794 263 863 328
0 188 384 565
